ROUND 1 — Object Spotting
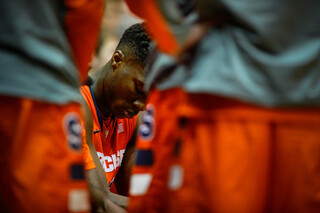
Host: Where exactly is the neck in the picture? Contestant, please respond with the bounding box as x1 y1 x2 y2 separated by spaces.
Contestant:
91 62 112 118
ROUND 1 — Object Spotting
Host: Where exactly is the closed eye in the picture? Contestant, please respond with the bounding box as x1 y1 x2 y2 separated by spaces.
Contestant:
134 78 146 99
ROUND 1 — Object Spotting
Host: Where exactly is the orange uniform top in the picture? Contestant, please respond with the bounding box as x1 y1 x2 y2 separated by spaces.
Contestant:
81 85 137 185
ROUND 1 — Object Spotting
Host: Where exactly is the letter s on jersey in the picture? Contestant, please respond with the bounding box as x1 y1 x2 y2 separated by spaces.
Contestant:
138 104 155 141
63 112 83 152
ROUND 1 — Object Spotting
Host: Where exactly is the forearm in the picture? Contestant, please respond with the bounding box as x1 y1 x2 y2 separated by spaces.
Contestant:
86 168 108 212
63 0 104 82
86 169 128 213
109 192 129 209
104 198 127 213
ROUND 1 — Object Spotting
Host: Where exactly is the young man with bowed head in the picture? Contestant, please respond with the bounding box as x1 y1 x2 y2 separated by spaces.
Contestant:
81 23 151 212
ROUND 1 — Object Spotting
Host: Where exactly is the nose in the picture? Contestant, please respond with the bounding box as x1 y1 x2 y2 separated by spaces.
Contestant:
133 100 146 111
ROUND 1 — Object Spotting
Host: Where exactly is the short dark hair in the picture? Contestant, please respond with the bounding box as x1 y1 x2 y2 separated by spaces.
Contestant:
117 23 151 67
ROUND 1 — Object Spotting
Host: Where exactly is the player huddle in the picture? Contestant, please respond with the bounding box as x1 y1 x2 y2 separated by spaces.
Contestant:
1 0 320 213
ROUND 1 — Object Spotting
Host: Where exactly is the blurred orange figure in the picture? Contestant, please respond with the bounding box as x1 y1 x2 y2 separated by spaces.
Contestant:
0 0 104 212
126 0 320 213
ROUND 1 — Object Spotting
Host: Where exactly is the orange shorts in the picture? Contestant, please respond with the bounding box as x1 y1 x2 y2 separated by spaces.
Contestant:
0 96 90 213
129 88 320 213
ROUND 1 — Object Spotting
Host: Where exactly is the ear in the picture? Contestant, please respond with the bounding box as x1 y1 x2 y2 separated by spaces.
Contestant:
111 50 125 71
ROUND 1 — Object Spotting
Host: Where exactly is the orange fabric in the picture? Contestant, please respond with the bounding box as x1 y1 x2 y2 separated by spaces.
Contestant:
0 95 89 213
176 93 320 213
129 88 184 213
80 86 137 185
129 88 320 213
64 0 104 83
125 0 179 54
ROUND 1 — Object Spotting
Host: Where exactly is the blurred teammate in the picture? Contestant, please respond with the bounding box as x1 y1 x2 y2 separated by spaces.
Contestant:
81 23 151 212
125 0 320 212
0 0 103 212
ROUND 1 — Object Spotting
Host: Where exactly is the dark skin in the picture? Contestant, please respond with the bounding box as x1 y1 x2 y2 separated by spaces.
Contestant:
91 49 146 119
114 123 138 196
84 48 146 212
82 103 127 213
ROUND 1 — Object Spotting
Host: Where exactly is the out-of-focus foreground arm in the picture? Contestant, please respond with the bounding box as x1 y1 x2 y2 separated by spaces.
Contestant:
64 0 104 83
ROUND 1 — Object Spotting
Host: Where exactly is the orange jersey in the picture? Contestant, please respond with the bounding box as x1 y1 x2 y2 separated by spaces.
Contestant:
81 85 137 185
129 88 183 213
129 88 320 213
0 96 90 213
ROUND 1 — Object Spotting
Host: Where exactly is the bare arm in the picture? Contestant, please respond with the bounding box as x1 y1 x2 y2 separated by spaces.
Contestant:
82 100 126 213
114 112 142 197
114 129 136 196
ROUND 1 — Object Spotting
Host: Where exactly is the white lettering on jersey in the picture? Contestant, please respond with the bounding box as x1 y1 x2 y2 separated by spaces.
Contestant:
138 104 155 141
97 149 126 173
168 164 184 190
130 173 153 196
